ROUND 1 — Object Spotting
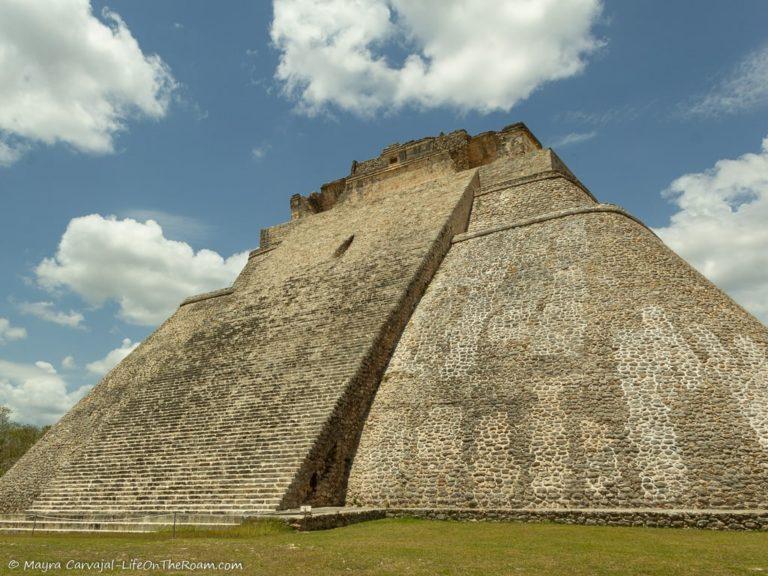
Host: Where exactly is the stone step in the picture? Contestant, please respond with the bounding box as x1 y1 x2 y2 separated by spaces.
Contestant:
38 479 293 490
85 430 317 437
0 527 153 534
31 494 284 503
31 494 284 502
46 462 301 482
49 463 300 482
0 519 241 532
47 486 287 492
38 485 290 494
101 406 333 418
35 494 281 507
79 443 311 454
67 458 304 467
77 444 311 453
35 493 287 501
75 437 316 447
27 508 275 516
15 513 248 522
60 457 302 465
32 500 284 508
62 450 308 462
31 494 285 502
27 509 278 516
93 427 323 439
102 410 327 419
58 455 304 464
39 482 290 490
97 419 322 427
78 443 311 452
100 411 331 424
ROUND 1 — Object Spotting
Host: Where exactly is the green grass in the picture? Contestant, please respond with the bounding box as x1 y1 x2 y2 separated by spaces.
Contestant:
1 518 768 575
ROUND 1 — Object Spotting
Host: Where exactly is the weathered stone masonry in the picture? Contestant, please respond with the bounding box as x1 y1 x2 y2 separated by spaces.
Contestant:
346 131 768 512
2 123 768 526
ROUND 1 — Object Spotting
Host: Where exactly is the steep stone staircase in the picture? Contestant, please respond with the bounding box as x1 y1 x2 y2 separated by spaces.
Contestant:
21 171 477 519
0 131 480 524
25 381 327 515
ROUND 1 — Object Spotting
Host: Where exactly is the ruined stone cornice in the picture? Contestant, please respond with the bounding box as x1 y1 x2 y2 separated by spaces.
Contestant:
290 123 542 220
452 203 656 244
179 287 235 307
248 244 280 260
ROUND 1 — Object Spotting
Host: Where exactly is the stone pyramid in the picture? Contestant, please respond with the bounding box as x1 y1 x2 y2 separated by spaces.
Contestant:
2 123 767 521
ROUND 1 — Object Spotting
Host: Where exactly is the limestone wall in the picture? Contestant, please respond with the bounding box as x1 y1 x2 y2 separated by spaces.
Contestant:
470 174 594 231
346 157 768 511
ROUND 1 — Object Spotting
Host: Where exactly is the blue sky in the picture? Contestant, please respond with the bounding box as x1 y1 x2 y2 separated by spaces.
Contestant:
1 0 767 424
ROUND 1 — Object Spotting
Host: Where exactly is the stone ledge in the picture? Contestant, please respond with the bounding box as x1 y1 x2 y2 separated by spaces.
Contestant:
265 507 768 531
179 287 235 307
476 169 597 203
263 506 768 532
268 508 387 531
6 507 768 533
385 507 768 531
452 204 656 244
248 244 279 260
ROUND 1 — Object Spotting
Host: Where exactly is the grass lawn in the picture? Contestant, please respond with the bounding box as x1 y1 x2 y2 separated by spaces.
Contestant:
1 518 767 575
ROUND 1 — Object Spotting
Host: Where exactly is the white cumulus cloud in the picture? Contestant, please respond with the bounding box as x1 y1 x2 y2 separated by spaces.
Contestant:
36 215 248 326
0 139 29 167
251 144 271 160
271 0 603 115
18 301 84 329
0 359 90 425
86 338 139 376
655 136 768 325
0 318 27 344
688 44 768 117
551 130 596 147
61 356 77 370
0 0 176 165
120 210 212 243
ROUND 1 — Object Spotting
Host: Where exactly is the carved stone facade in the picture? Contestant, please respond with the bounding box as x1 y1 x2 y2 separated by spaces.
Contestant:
1 123 767 522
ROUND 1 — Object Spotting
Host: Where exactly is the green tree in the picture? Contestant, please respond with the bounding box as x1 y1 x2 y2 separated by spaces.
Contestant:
0 406 48 476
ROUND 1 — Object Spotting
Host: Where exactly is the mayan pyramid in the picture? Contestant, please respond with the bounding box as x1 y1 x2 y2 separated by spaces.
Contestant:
2 123 768 520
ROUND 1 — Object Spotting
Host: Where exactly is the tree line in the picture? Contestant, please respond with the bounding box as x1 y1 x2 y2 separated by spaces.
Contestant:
0 406 49 476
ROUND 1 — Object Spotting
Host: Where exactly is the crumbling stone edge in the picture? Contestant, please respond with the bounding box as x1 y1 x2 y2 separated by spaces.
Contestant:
247 244 280 260
179 287 235 307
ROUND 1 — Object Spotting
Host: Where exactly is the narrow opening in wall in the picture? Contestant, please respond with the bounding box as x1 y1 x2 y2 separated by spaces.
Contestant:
333 235 355 258
389 156 398 165
309 472 318 493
